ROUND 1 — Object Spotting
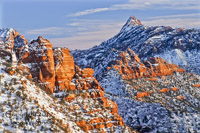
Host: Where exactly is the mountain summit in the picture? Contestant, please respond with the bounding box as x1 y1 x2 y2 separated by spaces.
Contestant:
121 16 142 31
73 16 200 76
126 16 142 26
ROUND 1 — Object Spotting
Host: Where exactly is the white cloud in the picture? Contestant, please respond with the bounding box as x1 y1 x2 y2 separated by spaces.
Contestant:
143 15 200 28
146 13 200 20
26 27 63 35
25 27 78 36
26 19 124 37
27 13 200 50
49 31 111 50
68 23 80 26
25 19 124 49
68 8 110 17
49 20 124 49
68 0 200 17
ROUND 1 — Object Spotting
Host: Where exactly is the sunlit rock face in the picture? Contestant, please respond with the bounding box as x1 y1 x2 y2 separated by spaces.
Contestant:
110 48 185 80
53 48 75 91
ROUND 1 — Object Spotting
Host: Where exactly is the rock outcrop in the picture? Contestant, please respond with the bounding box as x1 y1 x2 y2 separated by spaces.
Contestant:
54 48 75 91
73 65 104 91
17 36 56 93
1 31 102 94
111 48 185 80
66 65 125 131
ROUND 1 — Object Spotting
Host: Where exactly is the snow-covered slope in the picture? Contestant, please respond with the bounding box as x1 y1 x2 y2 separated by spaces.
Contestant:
71 16 200 132
154 49 200 74
96 50 200 132
100 68 200 132
0 55 82 132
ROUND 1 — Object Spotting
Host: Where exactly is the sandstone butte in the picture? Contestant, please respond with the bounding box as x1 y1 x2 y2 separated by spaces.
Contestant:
0 29 128 132
110 48 185 80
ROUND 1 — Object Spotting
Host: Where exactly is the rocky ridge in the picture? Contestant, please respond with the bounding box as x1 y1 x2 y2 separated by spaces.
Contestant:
72 16 200 77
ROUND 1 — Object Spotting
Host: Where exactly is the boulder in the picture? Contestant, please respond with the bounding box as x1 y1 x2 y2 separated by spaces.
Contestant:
65 94 76 102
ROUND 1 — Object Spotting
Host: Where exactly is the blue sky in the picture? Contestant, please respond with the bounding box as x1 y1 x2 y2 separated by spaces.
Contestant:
0 0 200 49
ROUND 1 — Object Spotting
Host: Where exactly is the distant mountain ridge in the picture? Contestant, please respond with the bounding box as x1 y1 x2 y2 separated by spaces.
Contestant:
72 16 200 77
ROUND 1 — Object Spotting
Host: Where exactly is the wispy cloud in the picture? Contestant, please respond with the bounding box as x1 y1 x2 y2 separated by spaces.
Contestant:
27 12 200 50
49 30 114 49
68 0 200 17
146 13 200 20
68 8 110 17
25 27 82 38
48 20 124 49
26 27 66 35
143 13 200 28
25 19 124 49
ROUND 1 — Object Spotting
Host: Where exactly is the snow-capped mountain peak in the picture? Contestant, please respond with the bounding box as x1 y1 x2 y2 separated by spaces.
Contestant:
121 16 142 31
128 16 142 26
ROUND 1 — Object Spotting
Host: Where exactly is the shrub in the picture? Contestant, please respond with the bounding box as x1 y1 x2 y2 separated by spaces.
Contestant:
4 81 8 87
1 107 5 112
1 90 5 93
19 121 25 128
15 68 20 73
3 129 12 133
10 87 15 92
16 91 21 97
22 94 27 100
13 78 17 85
4 122 8 126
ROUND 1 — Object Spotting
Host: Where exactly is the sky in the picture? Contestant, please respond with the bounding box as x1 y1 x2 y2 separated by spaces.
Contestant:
1 0 200 50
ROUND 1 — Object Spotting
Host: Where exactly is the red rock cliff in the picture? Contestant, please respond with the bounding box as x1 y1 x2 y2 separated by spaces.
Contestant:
54 48 75 91
111 48 185 80
0 30 135 132
19 36 56 93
